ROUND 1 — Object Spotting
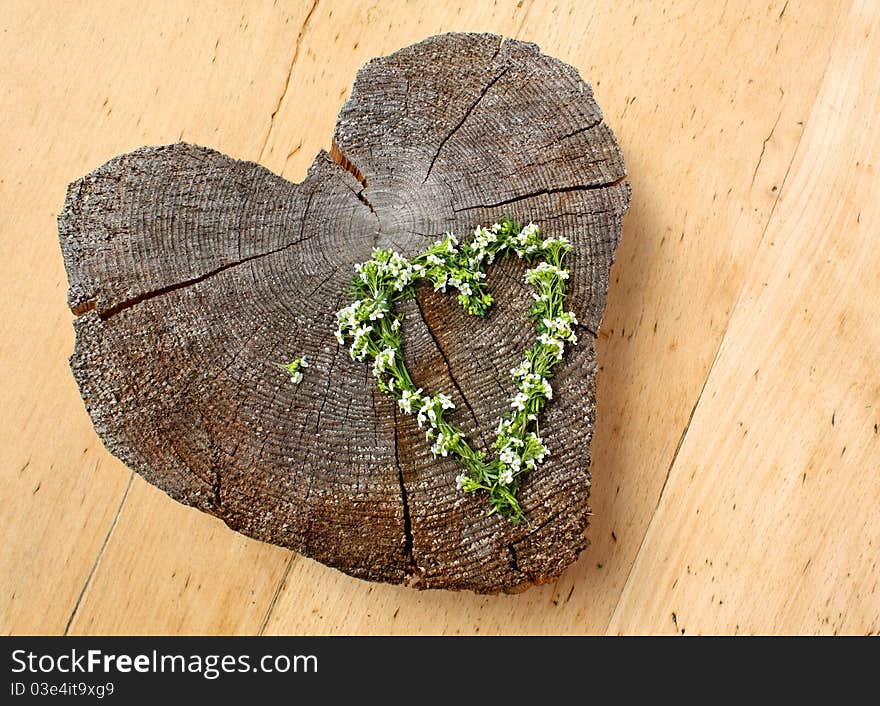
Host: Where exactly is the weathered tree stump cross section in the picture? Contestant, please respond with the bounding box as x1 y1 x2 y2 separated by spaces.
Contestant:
58 33 630 593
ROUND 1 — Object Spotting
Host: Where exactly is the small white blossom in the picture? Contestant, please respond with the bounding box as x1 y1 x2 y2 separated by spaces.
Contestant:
398 387 422 414
525 261 570 284
436 393 455 410
430 430 454 458
280 357 308 385
542 236 571 250
511 359 531 381
537 333 565 360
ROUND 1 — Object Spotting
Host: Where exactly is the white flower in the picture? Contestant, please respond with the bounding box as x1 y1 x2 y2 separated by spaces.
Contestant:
430 430 456 458
510 359 530 381
542 236 571 250
455 472 468 491
538 333 565 360
281 357 308 385
499 443 522 473
375 347 395 372
525 261 570 284
436 393 455 410
417 398 440 428
497 417 512 435
521 222 540 238
511 392 529 411
398 388 422 414
499 468 514 485
350 324 374 361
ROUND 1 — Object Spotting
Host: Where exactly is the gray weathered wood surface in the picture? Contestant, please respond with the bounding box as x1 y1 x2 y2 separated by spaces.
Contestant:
58 33 629 593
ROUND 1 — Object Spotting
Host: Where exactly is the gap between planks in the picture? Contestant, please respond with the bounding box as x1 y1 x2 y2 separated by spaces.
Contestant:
258 552 298 635
62 4 324 633
257 0 320 162
603 32 840 633
63 472 134 635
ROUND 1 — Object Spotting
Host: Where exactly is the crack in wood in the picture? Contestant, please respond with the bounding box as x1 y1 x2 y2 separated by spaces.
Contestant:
575 321 599 338
453 175 628 212
392 403 416 570
751 109 782 187
423 65 511 184
329 141 380 234
76 234 316 320
508 542 521 574
211 463 222 510
257 0 320 161
63 472 134 635
413 295 490 452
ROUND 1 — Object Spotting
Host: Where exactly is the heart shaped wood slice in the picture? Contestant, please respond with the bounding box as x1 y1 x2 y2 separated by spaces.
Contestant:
58 33 630 593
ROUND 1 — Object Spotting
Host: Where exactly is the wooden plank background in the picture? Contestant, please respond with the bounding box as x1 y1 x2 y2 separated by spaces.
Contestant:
2 0 877 635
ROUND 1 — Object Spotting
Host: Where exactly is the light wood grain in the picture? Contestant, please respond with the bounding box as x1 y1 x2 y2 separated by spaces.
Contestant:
0 0 316 634
266 0 847 634
608 0 880 635
2 0 877 635
67 480 292 635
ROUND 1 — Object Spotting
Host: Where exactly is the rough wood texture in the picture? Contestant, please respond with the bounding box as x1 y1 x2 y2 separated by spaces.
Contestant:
58 33 630 593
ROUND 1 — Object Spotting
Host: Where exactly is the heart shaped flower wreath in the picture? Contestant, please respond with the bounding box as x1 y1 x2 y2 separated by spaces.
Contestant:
335 217 578 522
